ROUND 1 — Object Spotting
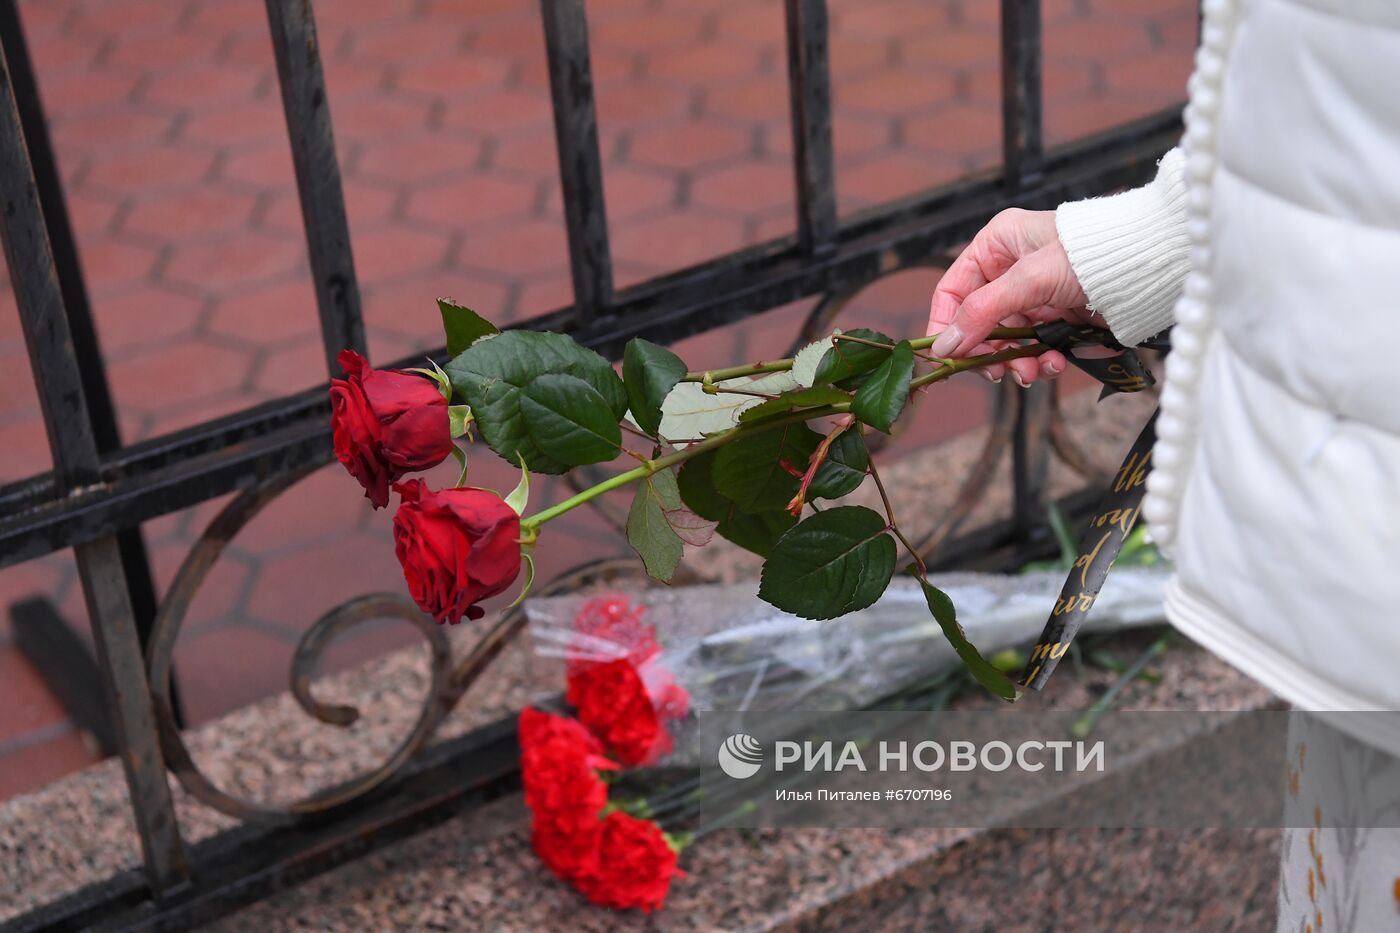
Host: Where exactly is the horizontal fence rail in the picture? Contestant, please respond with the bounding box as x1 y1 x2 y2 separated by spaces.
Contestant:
0 0 1188 926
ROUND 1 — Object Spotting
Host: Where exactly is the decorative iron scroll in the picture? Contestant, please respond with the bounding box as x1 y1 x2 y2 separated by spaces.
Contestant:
1020 327 1169 690
144 464 656 824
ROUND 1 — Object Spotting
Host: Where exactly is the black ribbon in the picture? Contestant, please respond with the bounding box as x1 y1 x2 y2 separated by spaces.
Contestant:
1018 325 1167 691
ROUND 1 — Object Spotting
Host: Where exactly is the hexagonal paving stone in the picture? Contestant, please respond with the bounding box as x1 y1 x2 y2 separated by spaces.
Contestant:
365 274 512 337
357 134 484 183
172 625 295 725
395 55 512 96
541 166 674 222
837 151 963 213
107 339 253 412
207 278 322 344
180 101 285 149
628 118 752 171
232 463 372 555
457 219 568 276
163 231 307 291
330 95 435 142
350 227 453 284
247 533 408 630
1104 50 1194 97
250 334 329 396
903 103 1003 162
689 161 794 215
838 0 950 40
93 285 206 353
441 88 553 136
647 42 764 84
139 63 267 109
405 173 537 229
149 540 253 632
75 236 162 293
610 212 746 271
596 81 693 127
83 145 215 194
838 69 958 117
122 188 259 240
259 181 398 236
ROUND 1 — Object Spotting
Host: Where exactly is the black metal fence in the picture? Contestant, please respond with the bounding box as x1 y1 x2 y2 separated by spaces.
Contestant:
0 0 1182 927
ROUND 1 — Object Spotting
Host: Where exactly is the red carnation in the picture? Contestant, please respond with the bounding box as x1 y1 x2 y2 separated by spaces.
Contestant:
519 708 616 880
567 658 671 766
392 479 522 624
330 349 452 509
575 811 684 913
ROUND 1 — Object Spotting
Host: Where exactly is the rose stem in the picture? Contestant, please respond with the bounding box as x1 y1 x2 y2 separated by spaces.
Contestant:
521 342 1050 531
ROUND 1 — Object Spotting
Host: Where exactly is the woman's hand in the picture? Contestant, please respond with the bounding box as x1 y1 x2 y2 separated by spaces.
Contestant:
927 208 1100 386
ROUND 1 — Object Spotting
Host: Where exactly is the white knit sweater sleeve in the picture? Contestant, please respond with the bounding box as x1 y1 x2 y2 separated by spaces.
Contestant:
1055 148 1189 347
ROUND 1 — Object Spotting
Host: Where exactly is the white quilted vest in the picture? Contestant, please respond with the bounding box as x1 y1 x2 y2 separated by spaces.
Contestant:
1149 0 1400 750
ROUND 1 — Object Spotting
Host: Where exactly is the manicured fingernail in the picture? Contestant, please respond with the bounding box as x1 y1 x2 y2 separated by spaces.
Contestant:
979 369 1001 384
1044 359 1063 376
1012 371 1030 388
929 326 962 357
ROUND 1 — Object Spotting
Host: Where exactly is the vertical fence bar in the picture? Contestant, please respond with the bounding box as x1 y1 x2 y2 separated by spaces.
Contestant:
784 0 837 255
540 0 613 322
0 44 188 893
0 0 180 724
265 0 366 373
1000 0 1044 189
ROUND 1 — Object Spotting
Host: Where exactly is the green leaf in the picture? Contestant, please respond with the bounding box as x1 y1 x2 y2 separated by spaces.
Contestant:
623 338 687 438
792 333 838 388
448 404 472 438
916 576 1020 702
758 506 896 620
852 340 914 433
807 429 869 500
658 381 760 444
677 450 794 557
507 552 535 609
519 374 622 467
449 445 468 487
648 464 683 510
664 504 717 547
445 330 627 473
712 423 820 512
438 298 498 356
505 455 530 514
812 328 894 387
738 386 851 424
628 475 684 582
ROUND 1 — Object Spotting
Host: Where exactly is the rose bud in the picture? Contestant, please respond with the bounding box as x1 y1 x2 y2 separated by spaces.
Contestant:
330 349 453 509
391 479 522 624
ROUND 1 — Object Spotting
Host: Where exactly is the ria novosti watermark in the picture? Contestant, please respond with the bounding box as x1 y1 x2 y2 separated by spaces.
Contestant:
692 710 1400 829
722 735 1105 776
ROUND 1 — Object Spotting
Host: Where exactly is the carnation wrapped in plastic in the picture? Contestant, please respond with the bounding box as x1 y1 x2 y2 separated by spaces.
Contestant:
527 565 1173 766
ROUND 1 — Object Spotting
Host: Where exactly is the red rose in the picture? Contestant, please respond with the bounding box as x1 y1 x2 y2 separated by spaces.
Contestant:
519 708 616 880
574 811 684 912
330 349 453 508
567 658 671 766
392 479 522 624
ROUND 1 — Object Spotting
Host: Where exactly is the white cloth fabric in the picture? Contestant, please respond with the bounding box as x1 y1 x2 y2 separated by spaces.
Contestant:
1053 0 1400 756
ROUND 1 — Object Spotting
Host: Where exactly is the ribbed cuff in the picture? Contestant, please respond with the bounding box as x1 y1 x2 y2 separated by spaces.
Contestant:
1056 148 1190 347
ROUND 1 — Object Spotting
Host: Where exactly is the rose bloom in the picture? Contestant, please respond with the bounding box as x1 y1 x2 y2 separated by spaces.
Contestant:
574 811 684 912
519 708 616 880
330 349 452 508
392 479 522 624
567 658 672 767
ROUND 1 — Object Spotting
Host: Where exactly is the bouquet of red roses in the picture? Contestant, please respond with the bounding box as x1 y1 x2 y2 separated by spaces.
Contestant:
330 299 1054 702
519 595 690 912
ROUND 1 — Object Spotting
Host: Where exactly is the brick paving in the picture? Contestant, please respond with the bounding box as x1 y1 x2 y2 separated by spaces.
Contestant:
0 0 1193 798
